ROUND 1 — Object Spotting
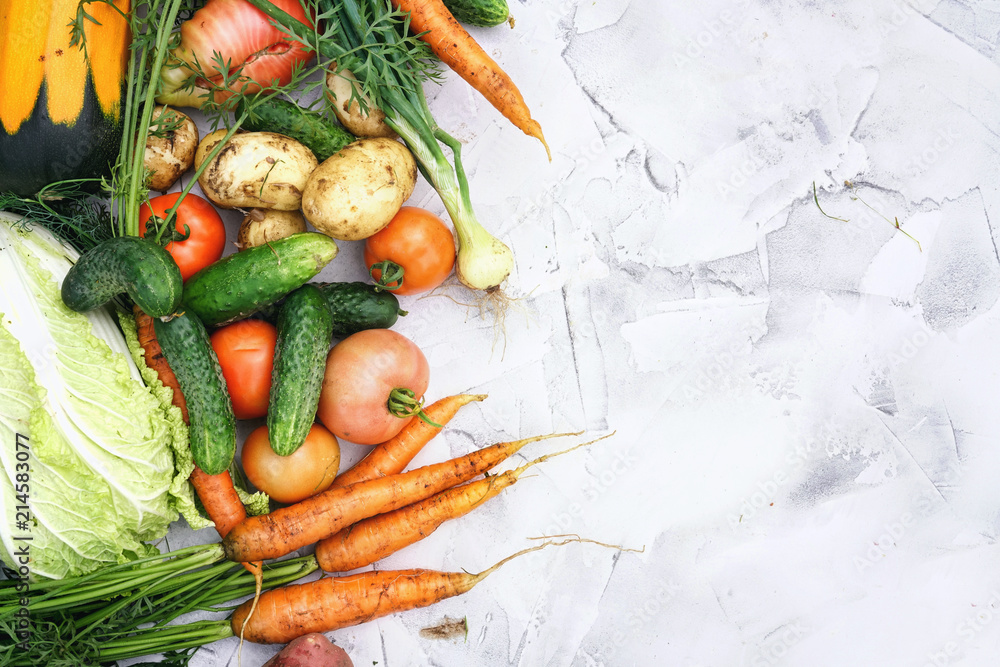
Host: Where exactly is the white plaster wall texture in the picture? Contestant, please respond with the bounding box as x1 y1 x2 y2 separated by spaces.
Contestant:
164 1 1000 665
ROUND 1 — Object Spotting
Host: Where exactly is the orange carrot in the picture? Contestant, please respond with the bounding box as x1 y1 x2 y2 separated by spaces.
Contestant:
133 306 189 422
391 0 551 159
316 472 515 572
222 431 580 563
231 543 559 644
189 466 266 582
136 306 245 541
315 436 599 572
331 393 487 489
188 467 249 539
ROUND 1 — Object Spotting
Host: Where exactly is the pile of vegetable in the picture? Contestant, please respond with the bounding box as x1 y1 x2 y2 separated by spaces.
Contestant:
0 0 623 665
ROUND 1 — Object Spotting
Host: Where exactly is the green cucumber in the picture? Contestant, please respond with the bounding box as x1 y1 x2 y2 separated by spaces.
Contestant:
61 236 182 317
238 98 355 162
183 232 339 326
316 281 406 338
268 285 333 456
443 0 510 27
256 281 405 338
154 310 236 475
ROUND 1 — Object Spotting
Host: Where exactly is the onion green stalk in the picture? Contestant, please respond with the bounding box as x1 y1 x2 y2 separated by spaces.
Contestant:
0 545 319 666
244 0 516 295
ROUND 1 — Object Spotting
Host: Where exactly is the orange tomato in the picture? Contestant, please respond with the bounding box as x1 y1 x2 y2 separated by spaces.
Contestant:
241 424 341 504
363 206 456 295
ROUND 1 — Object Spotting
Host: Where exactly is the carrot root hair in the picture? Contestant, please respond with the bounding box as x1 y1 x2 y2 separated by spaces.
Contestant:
237 560 264 665
508 431 616 479
468 534 639 586
527 534 645 555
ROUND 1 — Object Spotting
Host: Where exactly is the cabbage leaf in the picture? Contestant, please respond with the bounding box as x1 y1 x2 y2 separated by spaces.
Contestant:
0 214 202 579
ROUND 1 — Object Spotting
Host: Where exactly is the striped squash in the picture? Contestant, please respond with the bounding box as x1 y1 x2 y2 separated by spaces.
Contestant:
0 0 130 196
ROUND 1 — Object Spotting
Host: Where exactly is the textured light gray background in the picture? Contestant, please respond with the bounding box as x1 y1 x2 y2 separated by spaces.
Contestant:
172 1 1000 665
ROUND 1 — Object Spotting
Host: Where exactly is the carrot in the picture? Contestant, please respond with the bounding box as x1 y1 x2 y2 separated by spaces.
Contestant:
222 431 580 563
188 467 250 539
391 0 551 160
331 393 487 489
133 305 189 422
315 436 603 573
189 465 266 589
230 542 564 644
317 473 515 573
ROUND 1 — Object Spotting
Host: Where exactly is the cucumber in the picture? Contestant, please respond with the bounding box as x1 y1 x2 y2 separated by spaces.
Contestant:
316 281 406 338
61 236 182 317
154 310 236 475
256 281 405 338
443 0 510 27
183 232 339 326
238 98 355 162
268 285 333 456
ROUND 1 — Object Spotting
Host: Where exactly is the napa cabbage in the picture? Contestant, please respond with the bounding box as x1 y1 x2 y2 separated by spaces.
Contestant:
0 213 204 579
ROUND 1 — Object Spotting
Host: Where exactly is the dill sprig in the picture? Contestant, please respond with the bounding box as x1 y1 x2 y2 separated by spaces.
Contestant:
0 182 113 251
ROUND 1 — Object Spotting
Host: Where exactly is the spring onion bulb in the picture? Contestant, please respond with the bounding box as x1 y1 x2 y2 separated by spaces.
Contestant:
391 115 514 293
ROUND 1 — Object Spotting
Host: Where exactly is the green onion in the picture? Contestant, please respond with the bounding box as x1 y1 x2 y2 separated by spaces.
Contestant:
0 546 318 665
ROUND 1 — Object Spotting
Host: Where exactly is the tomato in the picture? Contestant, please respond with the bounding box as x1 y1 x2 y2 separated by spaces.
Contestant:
241 424 341 504
317 329 430 445
139 193 226 281
210 319 277 420
363 206 456 296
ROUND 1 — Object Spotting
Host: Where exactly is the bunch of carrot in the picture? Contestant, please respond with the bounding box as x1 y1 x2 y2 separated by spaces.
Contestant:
135 311 599 647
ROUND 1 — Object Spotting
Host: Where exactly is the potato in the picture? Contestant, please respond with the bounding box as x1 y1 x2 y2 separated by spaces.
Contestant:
238 209 308 249
194 128 235 172
143 106 198 192
263 634 354 667
325 68 396 139
302 138 417 241
198 131 318 210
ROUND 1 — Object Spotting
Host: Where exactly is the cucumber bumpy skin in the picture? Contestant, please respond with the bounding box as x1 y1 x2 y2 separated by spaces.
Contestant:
238 97 356 162
268 284 334 456
182 232 339 326
153 310 236 475
316 281 406 338
61 236 182 317
443 0 510 27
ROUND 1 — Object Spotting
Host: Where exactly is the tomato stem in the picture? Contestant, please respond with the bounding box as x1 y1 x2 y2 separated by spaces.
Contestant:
387 388 442 428
370 259 405 292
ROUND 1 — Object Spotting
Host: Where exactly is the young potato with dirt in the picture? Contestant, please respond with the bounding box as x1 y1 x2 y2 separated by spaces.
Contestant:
301 137 418 241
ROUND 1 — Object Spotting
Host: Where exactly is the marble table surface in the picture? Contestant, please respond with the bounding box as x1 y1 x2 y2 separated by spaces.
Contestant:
171 1 1000 665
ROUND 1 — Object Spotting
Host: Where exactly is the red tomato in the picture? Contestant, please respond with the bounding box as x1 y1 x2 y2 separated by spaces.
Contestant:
139 193 226 281
210 320 277 420
317 329 430 445
363 206 456 295
241 424 341 504
179 0 314 101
